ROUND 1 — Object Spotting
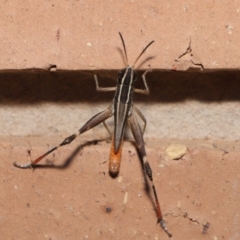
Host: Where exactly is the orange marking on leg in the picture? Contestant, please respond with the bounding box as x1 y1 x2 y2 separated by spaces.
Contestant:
109 138 123 176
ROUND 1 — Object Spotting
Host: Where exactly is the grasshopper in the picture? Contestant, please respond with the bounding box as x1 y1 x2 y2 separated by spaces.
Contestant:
14 33 172 237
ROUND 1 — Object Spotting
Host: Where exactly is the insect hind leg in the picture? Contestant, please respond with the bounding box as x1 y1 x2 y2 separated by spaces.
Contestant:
13 106 113 169
128 113 172 237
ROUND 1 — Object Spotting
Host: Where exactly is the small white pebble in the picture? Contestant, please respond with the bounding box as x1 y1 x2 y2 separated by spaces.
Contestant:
123 192 128 205
117 176 123 183
138 192 142 197
87 42 92 47
226 25 233 34
158 163 165 168
166 144 187 160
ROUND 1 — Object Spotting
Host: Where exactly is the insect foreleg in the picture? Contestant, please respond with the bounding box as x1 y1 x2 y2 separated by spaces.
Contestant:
94 74 116 92
133 67 151 95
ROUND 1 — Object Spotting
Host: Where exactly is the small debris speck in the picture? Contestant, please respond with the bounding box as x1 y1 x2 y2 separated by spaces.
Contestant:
202 222 210 234
117 176 123 183
158 163 165 168
226 25 233 34
123 192 128 204
106 207 112 213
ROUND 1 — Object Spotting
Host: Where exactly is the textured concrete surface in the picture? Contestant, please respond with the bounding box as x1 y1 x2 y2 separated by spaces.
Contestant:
0 1 240 70
0 70 240 140
1 137 240 240
1 2 240 239
1 1 240 140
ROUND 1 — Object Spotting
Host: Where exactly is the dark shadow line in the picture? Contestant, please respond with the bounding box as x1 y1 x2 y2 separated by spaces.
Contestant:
1 69 240 104
31 138 109 169
129 140 156 213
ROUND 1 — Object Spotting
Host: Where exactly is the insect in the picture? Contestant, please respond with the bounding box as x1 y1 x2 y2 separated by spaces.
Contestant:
14 33 172 237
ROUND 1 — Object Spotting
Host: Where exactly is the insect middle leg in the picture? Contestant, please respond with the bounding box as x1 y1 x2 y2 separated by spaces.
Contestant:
103 121 112 138
128 113 172 237
132 105 147 135
13 105 113 169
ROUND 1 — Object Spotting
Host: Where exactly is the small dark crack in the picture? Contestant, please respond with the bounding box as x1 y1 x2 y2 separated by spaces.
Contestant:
174 38 204 70
183 212 199 224
163 210 210 235
176 38 192 61
191 60 204 70
48 64 57 71
183 212 210 234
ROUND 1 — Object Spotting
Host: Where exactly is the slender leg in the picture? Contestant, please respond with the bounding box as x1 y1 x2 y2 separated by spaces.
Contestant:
128 113 172 237
94 73 115 138
103 121 112 138
133 67 151 95
132 105 147 135
94 74 116 92
13 106 113 169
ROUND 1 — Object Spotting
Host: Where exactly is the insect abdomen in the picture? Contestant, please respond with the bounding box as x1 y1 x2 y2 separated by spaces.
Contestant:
109 136 123 176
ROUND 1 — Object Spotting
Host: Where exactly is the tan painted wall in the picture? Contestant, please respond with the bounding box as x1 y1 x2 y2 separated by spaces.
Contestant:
0 1 239 70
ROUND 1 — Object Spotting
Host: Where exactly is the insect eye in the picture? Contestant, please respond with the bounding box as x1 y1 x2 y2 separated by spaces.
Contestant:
118 69 125 78
117 69 125 83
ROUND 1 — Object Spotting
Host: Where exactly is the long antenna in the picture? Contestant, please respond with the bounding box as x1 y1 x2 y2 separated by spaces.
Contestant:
119 32 128 65
133 40 154 67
